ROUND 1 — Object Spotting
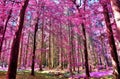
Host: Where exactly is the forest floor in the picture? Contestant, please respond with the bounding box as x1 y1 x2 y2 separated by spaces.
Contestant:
0 68 113 79
0 70 67 79
70 70 113 79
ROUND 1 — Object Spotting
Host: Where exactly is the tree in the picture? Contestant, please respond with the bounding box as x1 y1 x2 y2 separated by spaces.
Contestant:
101 1 120 79
6 0 29 79
71 0 90 78
110 0 120 41
81 23 90 78
0 9 12 59
31 17 39 76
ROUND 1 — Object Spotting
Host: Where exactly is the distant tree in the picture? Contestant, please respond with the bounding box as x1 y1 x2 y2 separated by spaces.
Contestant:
0 8 12 59
31 17 39 76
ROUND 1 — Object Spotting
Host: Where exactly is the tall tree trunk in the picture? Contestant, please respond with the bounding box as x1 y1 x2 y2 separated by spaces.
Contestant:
71 0 90 77
77 36 80 73
51 34 54 68
31 17 39 76
101 2 120 79
25 33 30 69
82 0 90 77
6 0 29 79
48 21 52 69
82 23 90 78
68 24 73 75
19 33 24 68
0 9 12 59
71 26 75 72
39 5 45 71
39 26 44 71
59 25 63 70
110 0 120 41
80 43 84 69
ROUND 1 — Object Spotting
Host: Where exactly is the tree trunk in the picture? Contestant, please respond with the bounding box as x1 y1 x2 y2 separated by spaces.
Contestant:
71 26 75 72
39 26 44 71
0 9 12 59
39 5 45 71
110 0 120 41
82 23 90 77
6 0 29 79
102 2 120 79
51 34 54 68
59 25 63 70
31 17 39 76
19 33 24 68
77 34 80 73
25 33 30 69
48 21 52 69
71 0 90 77
68 24 73 75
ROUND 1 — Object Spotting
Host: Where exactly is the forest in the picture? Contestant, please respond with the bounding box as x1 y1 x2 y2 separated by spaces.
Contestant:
0 0 120 79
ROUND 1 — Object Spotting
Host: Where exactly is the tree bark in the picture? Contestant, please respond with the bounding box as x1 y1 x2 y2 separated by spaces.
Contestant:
25 33 30 69
39 26 44 71
48 21 52 69
101 2 120 79
0 9 12 59
6 0 29 79
110 0 120 41
68 23 73 75
51 34 54 68
82 23 90 77
31 17 39 76
18 33 24 68
39 5 45 71
71 0 90 77
59 25 63 70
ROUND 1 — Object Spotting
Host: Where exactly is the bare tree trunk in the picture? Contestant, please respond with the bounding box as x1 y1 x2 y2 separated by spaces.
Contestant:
59 25 63 70
82 23 90 77
6 0 29 79
31 17 39 76
0 9 12 58
51 34 54 68
101 2 120 79
71 0 90 77
19 33 24 68
39 5 45 71
39 26 43 71
25 33 30 69
48 20 52 69
77 34 81 73
68 24 73 75
71 26 75 72
110 0 120 41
